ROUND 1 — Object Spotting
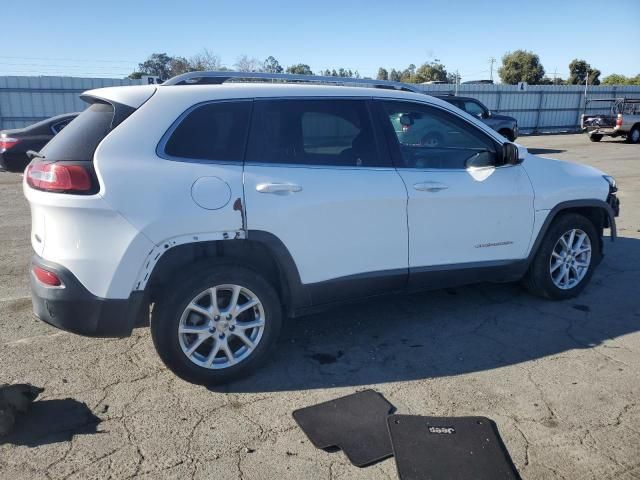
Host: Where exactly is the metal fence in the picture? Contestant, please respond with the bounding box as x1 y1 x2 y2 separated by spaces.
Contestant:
418 83 640 134
1 75 640 133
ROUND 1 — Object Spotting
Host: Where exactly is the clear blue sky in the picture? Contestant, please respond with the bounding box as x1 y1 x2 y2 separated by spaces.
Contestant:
2 0 639 81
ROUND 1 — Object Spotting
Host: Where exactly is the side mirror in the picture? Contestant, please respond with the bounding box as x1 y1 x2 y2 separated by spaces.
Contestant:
483 110 491 118
501 142 523 166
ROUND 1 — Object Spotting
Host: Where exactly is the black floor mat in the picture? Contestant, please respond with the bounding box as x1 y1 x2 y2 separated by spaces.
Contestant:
292 389 395 467
387 415 521 480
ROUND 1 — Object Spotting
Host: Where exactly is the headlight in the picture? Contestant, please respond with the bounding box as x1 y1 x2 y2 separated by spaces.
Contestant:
603 175 617 193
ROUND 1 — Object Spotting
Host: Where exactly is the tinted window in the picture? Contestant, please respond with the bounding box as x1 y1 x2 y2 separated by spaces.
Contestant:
164 101 251 162
246 99 383 167
382 101 496 169
41 103 114 161
464 101 486 117
51 119 72 134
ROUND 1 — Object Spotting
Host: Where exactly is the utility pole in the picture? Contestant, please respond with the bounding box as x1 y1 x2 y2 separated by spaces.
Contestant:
489 57 496 82
455 69 459 96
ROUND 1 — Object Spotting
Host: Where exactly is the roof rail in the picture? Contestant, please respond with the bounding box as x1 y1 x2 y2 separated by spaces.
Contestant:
162 71 422 93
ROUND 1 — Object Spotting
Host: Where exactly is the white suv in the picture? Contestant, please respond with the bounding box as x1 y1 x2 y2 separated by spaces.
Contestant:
23 72 620 385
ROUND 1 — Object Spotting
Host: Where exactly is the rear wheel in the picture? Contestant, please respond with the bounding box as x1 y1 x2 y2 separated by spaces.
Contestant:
626 126 640 144
523 213 599 300
151 264 282 385
589 133 603 142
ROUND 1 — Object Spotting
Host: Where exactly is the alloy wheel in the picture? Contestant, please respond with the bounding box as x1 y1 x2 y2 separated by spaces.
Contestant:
549 229 592 290
178 284 265 369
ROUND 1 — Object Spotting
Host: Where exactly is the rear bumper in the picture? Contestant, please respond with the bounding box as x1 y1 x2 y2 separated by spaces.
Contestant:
30 255 145 337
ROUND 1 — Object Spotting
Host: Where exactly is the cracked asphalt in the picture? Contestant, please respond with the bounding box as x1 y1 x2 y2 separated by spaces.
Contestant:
1 134 639 479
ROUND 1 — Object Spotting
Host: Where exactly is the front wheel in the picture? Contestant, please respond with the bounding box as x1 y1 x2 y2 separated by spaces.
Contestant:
151 264 282 385
523 213 600 300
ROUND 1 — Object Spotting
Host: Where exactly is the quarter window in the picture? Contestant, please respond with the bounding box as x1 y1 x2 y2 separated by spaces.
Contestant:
381 101 497 170
163 101 251 162
246 99 383 167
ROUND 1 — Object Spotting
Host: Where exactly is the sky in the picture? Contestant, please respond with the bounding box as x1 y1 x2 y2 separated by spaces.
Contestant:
2 0 639 81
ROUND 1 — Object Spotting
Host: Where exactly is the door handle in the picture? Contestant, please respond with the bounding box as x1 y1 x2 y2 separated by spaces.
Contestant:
256 183 303 195
413 182 449 192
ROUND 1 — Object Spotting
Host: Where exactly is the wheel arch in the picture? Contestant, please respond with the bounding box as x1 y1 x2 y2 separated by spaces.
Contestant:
142 231 309 318
527 200 617 265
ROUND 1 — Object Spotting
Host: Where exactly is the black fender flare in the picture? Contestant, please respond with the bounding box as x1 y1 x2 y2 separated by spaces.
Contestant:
527 199 617 264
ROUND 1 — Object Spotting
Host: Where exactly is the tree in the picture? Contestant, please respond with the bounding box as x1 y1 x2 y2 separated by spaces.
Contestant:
135 53 174 80
377 68 389 81
263 56 283 74
389 69 401 82
568 59 600 85
400 64 417 83
446 71 461 84
286 63 313 75
169 56 191 76
190 49 223 71
235 55 262 72
602 73 640 85
498 50 545 85
414 62 448 83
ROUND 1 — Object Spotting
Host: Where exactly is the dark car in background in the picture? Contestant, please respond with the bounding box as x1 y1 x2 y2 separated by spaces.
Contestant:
0 113 79 172
435 95 518 141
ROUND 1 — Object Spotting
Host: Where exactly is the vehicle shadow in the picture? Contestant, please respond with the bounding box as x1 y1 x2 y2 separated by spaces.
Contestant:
0 398 101 447
216 236 640 393
526 147 566 155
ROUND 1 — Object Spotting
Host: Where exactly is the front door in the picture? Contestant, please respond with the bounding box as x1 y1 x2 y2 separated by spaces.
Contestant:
376 100 534 281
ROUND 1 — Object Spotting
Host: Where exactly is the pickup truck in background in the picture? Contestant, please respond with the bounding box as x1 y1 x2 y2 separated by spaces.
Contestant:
581 98 640 144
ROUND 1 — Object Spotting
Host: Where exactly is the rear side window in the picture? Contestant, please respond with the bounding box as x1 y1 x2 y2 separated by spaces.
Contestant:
41 103 114 161
163 101 251 162
246 99 384 167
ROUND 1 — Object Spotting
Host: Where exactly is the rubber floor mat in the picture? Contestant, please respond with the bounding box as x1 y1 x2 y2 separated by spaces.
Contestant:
387 415 521 480
292 389 395 467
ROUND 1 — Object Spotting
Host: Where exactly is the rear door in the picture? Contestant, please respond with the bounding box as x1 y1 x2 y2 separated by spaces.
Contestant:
243 97 408 304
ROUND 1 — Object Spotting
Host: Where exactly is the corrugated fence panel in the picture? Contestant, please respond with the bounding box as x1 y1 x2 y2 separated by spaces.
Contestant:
419 84 640 133
1 76 640 132
0 76 143 129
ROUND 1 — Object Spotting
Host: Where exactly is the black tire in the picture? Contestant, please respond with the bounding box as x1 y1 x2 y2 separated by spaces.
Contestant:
626 126 640 144
589 133 603 142
151 263 282 385
499 129 515 142
522 213 600 300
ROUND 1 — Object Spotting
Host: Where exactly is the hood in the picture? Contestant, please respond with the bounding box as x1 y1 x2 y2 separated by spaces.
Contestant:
521 154 610 211
489 112 516 122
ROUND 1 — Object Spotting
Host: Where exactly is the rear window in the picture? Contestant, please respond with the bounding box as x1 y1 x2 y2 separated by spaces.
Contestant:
40 103 114 161
162 101 252 162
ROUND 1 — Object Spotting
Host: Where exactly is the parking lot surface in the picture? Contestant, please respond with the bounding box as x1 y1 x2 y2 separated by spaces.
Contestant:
1 134 639 479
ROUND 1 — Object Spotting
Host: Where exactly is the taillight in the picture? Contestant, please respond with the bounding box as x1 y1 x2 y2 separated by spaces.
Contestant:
26 163 92 193
0 136 20 153
616 114 623 127
32 266 63 287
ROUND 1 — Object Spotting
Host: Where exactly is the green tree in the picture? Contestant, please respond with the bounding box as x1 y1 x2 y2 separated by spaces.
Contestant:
498 50 545 85
286 63 313 75
377 68 389 80
263 56 283 74
400 64 417 83
414 62 448 83
135 53 174 80
446 71 460 84
389 69 401 82
568 59 601 85
601 73 640 85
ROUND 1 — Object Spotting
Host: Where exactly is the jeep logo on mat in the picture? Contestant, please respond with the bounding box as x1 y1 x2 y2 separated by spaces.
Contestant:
428 426 456 434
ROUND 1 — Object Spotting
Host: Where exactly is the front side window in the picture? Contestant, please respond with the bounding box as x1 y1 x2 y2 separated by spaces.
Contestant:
381 100 497 169
246 99 383 167
464 100 487 118
163 101 251 162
